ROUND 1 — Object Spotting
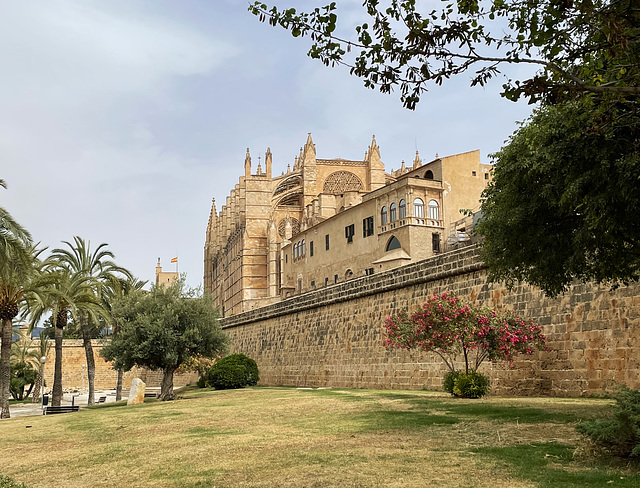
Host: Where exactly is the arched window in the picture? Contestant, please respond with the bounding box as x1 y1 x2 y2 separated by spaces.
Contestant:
301 239 306 256
414 198 424 218
294 242 299 259
386 236 402 251
399 199 406 219
381 206 388 225
390 202 397 222
428 200 439 220
425 170 434 180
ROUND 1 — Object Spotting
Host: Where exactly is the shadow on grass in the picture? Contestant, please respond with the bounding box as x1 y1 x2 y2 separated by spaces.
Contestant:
351 410 460 433
472 443 640 488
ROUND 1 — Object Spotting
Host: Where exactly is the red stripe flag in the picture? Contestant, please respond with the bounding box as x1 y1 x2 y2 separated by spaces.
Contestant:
171 257 178 263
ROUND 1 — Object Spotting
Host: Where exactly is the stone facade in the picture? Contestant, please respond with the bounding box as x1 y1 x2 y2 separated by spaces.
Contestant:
205 135 491 316
221 246 640 397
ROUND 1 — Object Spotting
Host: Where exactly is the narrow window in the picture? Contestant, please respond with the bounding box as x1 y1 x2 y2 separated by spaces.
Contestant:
432 233 441 253
310 241 314 257
428 200 439 220
324 277 329 286
301 239 306 256
334 274 338 284
345 224 355 243
311 280 315 287
325 234 330 250
381 206 388 225
484 173 489 180
414 198 424 218
390 202 397 222
363 216 374 237
472 171 477 176
399 199 406 219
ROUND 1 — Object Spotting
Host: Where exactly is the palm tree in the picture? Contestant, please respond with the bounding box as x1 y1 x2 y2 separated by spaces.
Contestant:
50 237 132 405
9 330 39 400
30 334 51 403
0 179 31 266
0 245 42 418
28 263 105 407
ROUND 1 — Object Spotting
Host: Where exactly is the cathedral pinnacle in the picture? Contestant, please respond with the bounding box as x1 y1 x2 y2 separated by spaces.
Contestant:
244 148 251 177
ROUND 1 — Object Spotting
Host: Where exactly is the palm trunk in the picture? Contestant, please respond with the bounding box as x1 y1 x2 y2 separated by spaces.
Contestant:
52 326 64 407
80 314 96 405
0 318 12 419
31 365 43 403
159 367 176 401
115 369 123 401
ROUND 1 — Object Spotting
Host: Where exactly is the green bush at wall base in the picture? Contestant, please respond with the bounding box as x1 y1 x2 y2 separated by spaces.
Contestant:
443 371 463 395
445 370 490 399
206 354 260 390
577 386 640 457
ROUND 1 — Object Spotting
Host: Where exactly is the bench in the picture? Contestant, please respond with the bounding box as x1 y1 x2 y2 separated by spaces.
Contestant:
144 393 157 398
97 396 107 403
43 405 80 415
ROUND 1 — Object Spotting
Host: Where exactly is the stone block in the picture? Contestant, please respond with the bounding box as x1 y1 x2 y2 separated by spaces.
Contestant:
128 378 146 405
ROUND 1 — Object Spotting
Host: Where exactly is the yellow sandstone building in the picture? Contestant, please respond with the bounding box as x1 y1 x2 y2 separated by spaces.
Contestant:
204 134 491 317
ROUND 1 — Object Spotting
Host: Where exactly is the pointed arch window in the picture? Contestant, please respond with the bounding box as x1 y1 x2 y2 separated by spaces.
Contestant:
381 206 388 225
414 198 425 218
399 199 406 219
386 236 401 251
390 202 397 222
428 200 439 220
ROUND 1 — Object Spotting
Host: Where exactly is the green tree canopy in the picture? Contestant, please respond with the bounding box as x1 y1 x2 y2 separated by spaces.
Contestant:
249 0 639 108
477 97 640 296
101 283 229 401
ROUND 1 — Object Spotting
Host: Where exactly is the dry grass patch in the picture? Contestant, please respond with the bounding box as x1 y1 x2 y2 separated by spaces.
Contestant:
0 387 635 488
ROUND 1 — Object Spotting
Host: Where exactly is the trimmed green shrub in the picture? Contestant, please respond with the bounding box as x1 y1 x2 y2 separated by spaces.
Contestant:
0 476 30 488
206 353 259 390
577 386 640 457
452 370 490 399
443 370 463 395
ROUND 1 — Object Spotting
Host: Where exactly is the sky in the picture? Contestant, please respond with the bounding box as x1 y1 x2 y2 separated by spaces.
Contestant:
1 0 536 290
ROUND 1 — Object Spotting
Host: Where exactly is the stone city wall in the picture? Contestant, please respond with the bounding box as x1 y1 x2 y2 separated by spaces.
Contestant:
24 340 198 392
221 245 640 396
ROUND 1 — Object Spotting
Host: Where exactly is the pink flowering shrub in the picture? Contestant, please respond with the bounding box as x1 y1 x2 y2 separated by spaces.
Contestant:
384 292 546 374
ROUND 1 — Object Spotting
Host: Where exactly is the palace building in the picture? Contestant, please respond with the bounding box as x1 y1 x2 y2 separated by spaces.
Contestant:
204 134 491 317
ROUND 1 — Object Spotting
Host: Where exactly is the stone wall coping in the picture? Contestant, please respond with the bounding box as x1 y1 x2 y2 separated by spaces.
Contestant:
221 245 485 329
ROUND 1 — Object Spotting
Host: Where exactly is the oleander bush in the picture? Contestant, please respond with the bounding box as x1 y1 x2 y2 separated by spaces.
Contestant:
206 353 259 390
384 292 545 399
577 386 640 458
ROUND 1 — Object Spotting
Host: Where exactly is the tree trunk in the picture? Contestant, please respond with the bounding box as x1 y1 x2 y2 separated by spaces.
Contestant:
31 365 43 403
80 314 96 405
115 369 123 401
0 318 13 419
52 326 64 407
159 367 176 401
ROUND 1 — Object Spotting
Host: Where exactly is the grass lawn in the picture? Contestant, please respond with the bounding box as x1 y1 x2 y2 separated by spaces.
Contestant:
1 387 638 487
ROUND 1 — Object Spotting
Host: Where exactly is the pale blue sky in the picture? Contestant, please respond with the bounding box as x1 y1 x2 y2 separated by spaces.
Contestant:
1 1 535 288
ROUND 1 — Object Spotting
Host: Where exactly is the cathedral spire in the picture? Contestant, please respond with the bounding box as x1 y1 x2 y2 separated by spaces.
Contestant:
244 148 251 177
265 147 272 179
413 150 422 169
